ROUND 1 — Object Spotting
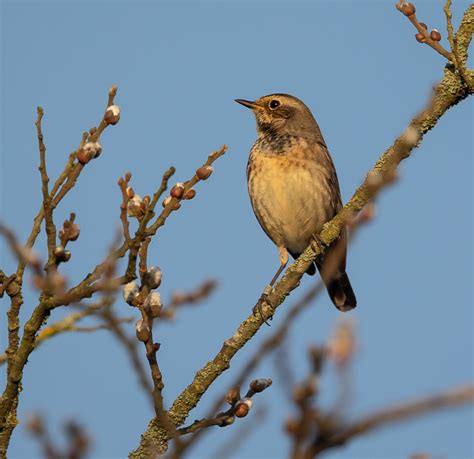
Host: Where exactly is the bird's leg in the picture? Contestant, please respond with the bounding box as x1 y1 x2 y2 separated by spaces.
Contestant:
253 247 288 325
270 247 289 286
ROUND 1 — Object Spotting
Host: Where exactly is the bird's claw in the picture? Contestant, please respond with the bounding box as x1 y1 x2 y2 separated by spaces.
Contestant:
311 234 324 253
252 285 274 326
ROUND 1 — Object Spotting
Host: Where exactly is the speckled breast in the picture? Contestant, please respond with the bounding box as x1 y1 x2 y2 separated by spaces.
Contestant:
247 137 339 255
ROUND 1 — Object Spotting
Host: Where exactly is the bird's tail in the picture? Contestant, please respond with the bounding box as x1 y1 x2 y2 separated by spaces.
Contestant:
289 250 356 311
317 265 357 312
306 262 316 276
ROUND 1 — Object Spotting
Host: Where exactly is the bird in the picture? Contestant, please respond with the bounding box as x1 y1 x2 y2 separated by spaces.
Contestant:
235 94 356 312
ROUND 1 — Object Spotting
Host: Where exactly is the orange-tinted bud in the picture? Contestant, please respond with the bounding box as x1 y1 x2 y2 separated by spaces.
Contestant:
430 29 441 41
196 165 213 180
234 398 252 418
226 387 241 405
170 183 185 199
415 33 426 43
77 148 92 165
249 378 272 393
400 2 416 16
184 188 196 200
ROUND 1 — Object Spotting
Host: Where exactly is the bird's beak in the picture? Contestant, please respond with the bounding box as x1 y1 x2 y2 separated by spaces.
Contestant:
235 99 262 110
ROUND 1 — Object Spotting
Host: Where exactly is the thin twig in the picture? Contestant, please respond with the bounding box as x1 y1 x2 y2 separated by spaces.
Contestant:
118 172 133 245
99 306 154 398
307 383 474 456
209 405 267 459
35 107 57 273
168 380 272 459
159 280 218 320
396 2 453 61
444 0 474 91
138 238 151 283
146 145 227 237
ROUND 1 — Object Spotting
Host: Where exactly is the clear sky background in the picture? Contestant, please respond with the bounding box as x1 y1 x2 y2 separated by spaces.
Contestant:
1 1 473 458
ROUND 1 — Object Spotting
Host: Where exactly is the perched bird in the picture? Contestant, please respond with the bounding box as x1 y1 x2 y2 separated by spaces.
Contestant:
236 94 356 312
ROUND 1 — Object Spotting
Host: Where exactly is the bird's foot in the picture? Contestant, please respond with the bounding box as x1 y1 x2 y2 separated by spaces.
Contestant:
311 233 324 254
253 285 274 326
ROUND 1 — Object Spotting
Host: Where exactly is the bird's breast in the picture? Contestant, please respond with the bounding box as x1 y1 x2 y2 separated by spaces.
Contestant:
247 142 337 254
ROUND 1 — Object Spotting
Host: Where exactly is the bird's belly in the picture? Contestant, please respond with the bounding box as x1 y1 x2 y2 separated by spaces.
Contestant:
248 157 332 254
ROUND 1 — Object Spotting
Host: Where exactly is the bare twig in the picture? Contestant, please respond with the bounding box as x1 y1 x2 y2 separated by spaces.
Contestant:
35 107 58 273
146 145 228 237
118 172 133 245
99 306 154 398
160 280 218 320
0 273 16 299
61 319 135 333
168 379 272 459
444 0 474 91
396 1 453 61
27 414 90 459
138 238 151 283
145 167 176 224
209 405 267 459
307 383 474 456
0 225 43 278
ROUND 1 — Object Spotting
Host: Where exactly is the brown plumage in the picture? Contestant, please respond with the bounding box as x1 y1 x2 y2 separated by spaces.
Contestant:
236 94 356 312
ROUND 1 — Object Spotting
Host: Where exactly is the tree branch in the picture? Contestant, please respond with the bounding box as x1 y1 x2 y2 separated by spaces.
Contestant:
307 383 474 456
35 107 57 274
444 0 474 91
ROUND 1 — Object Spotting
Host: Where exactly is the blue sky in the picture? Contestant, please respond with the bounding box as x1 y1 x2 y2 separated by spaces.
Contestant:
1 1 473 458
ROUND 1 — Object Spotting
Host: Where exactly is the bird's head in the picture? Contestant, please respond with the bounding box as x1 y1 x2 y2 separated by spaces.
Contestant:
235 93 319 137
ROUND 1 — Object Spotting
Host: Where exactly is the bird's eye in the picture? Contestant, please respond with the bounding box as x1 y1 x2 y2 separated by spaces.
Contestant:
269 100 280 109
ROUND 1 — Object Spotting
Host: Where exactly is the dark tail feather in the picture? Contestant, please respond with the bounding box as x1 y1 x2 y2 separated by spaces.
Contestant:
289 250 355 309
306 262 316 276
318 266 357 312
